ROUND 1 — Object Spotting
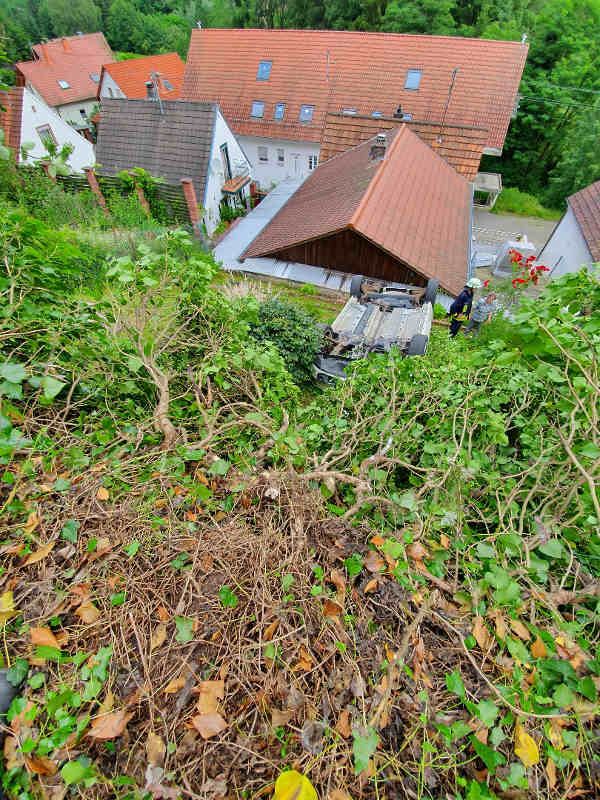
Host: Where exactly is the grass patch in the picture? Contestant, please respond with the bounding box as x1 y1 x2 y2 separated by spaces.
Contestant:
491 187 562 220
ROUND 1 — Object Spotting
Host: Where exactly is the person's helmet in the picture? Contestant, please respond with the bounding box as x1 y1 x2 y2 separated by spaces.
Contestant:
466 278 483 288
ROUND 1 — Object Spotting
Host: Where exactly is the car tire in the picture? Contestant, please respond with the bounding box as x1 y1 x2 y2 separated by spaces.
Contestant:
349 274 364 298
407 334 428 356
423 279 438 306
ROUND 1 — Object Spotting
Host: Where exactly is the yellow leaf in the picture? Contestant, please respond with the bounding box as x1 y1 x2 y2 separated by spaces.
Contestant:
274 770 318 800
23 541 55 566
23 512 39 535
30 627 60 649
164 675 187 694
97 487 109 501
509 619 531 641
514 723 539 767
530 636 547 659
150 623 167 651
75 602 101 624
0 591 17 624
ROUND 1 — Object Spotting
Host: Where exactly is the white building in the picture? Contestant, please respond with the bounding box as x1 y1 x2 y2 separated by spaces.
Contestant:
15 33 113 125
0 86 95 173
538 181 600 279
95 98 252 235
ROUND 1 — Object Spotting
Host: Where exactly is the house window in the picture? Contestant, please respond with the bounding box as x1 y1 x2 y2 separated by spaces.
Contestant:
80 109 86 118
299 104 314 123
343 108 357 115
274 102 286 120
258 146 268 162
163 78 174 91
108 87 114 98
57 79 70 89
404 69 422 91
251 101 265 118
277 148 284 165
36 124 57 146
256 60 272 81
371 110 383 118
308 154 318 171
89 72 100 83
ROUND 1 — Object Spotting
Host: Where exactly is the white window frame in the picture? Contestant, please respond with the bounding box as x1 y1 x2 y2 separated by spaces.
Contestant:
251 100 265 119
36 124 57 146
308 154 318 171
299 104 314 123
404 69 422 91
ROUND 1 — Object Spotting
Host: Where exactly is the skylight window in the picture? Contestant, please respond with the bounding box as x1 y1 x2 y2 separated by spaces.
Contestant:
89 72 100 83
404 69 422 91
251 101 265 118
371 110 383 118
274 102 286 120
57 80 70 89
256 60 272 81
299 104 314 123
163 79 174 91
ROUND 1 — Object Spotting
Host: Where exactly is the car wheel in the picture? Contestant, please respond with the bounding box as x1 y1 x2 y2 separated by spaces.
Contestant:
407 334 428 356
349 274 364 298
423 279 438 306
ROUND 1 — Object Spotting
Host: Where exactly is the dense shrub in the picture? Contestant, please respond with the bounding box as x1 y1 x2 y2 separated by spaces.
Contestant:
249 298 322 385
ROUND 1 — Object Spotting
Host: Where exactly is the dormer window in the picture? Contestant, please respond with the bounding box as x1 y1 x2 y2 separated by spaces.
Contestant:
299 104 314 123
256 60 272 81
404 69 422 91
57 80 70 89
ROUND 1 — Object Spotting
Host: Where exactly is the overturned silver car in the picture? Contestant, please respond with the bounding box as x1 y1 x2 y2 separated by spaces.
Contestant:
314 275 438 382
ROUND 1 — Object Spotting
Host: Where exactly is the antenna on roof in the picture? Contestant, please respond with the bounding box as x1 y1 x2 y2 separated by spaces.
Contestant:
147 70 164 114
438 67 458 145
197 20 202 29
521 32 528 43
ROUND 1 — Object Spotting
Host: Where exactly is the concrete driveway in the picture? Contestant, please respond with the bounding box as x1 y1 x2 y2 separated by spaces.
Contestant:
473 208 558 251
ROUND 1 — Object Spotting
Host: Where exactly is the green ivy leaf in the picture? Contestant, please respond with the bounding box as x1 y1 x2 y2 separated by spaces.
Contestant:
397 490 417 511
0 363 26 383
174 616 194 643
476 699 499 727
41 375 66 400
61 520 79 543
552 683 574 708
505 636 531 663
6 657 29 686
61 760 95 786
538 539 563 558
219 585 239 608
471 737 506 774
446 669 466 699
352 726 379 775
344 554 363 579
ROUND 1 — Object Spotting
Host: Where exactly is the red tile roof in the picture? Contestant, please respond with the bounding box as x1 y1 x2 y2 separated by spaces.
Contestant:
321 112 487 181
569 180 600 263
99 53 185 100
16 33 112 107
0 88 24 153
181 28 527 152
243 126 472 296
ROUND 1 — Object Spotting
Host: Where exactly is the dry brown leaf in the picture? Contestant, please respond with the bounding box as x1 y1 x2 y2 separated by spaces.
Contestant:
75 602 101 624
264 619 279 642
164 675 187 694
90 463 106 473
364 551 385 573
545 757 556 789
363 578 379 594
370 535 385 548
335 709 352 739
328 792 352 800
531 636 547 659
23 541 55 566
2 541 25 555
4 736 24 771
190 712 227 740
292 645 314 672
154 498 167 509
146 731 165 767
440 533 450 550
271 708 294 728
96 486 110 501
406 542 427 562
472 616 492 651
489 609 507 639
98 691 114 715
323 599 343 619
157 605 170 622
151 623 167 652
469 718 489 744
194 680 224 715
24 754 57 776
330 569 346 602
88 710 132 740
509 619 531 641
30 627 60 649
23 512 39 535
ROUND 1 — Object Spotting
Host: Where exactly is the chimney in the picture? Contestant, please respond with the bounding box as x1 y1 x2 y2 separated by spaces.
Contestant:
369 132 387 161
61 37 71 52
145 80 157 99
40 43 52 63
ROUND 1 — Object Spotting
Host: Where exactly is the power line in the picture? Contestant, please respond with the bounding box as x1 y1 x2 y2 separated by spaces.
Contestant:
519 94 599 110
526 79 600 95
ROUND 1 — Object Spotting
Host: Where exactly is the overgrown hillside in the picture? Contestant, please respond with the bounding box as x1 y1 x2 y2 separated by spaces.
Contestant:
0 185 599 800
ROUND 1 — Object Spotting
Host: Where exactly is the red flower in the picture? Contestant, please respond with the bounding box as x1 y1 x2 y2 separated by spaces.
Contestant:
526 255 536 263
516 278 526 283
538 265 550 272
512 279 518 288
483 279 490 287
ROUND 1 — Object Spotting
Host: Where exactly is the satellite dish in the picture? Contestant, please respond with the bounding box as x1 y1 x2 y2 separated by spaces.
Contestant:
211 158 222 173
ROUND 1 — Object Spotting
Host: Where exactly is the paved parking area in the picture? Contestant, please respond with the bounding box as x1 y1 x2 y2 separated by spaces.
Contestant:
473 208 558 251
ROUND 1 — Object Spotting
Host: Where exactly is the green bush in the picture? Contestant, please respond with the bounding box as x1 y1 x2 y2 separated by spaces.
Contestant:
491 187 561 220
433 302 447 319
249 298 322 385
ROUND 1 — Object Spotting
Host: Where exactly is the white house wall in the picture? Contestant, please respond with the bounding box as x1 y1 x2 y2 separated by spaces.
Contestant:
20 87 95 172
203 108 252 235
539 206 593 279
55 99 99 124
99 72 126 100
238 134 319 189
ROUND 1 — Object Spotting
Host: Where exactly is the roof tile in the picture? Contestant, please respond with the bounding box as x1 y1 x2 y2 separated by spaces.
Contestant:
101 53 185 100
569 180 600 262
181 28 528 151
